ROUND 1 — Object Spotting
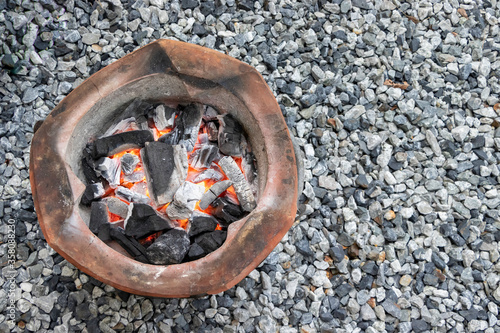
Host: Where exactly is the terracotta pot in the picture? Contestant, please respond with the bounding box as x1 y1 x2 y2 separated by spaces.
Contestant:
30 39 297 297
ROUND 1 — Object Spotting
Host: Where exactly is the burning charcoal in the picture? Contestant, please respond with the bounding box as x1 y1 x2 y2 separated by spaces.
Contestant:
130 182 148 197
190 168 224 183
89 201 111 241
82 146 100 184
103 197 129 218
178 103 204 152
206 121 218 142
218 114 243 156
186 243 205 261
188 212 218 237
89 201 109 234
92 130 154 159
81 182 105 206
102 117 138 137
241 153 258 198
154 104 176 130
141 142 188 206
123 170 145 183
146 229 190 264
203 105 219 120
109 226 150 263
159 104 203 152
211 197 244 226
124 203 172 239
136 115 149 131
115 186 150 204
194 230 227 253
120 153 140 175
166 182 206 220
218 156 256 212
189 144 219 170
198 180 233 210
158 129 180 145
96 157 121 188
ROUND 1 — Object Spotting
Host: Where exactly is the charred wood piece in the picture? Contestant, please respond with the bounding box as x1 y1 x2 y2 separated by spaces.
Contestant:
190 168 224 183
188 212 218 237
123 170 145 183
82 146 100 184
166 181 205 220
203 105 219 120
189 143 219 170
96 157 121 188
81 182 105 206
115 186 150 204
92 130 154 159
102 117 138 137
159 104 203 152
218 156 256 212
103 197 129 218
120 153 140 175
198 180 232 210
218 114 243 156
146 228 190 264
154 104 176 130
206 121 219 142
109 226 150 263
124 203 172 239
89 201 110 241
186 243 205 261
210 198 244 226
141 142 188 206
136 115 150 131
194 230 227 253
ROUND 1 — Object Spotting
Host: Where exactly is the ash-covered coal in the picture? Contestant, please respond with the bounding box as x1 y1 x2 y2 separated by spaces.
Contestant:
82 100 258 265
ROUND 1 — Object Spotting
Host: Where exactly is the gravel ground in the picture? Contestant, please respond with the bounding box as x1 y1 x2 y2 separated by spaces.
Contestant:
2 0 500 332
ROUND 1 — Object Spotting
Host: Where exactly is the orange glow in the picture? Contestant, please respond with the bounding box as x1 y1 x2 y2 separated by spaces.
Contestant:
176 219 189 229
111 148 141 160
138 231 162 246
108 211 122 222
155 127 173 138
100 118 250 232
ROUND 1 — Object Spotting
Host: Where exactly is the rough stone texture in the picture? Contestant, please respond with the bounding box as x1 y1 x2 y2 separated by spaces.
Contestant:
3 0 500 332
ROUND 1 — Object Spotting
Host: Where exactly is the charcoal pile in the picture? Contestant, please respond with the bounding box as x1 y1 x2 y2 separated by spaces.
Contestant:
80 101 258 265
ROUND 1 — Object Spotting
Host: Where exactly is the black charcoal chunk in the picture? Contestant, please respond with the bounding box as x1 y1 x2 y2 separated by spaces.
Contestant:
198 180 232 210
218 114 242 156
82 146 100 184
194 230 227 253
189 213 218 237
89 201 110 240
141 142 188 206
124 203 172 239
211 198 244 226
146 229 190 264
92 130 154 158
120 153 140 175
218 156 256 212
81 183 105 206
109 226 150 263
186 243 205 261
